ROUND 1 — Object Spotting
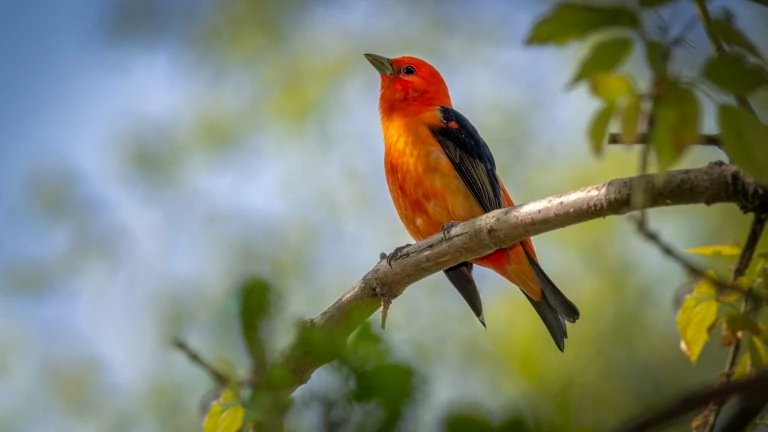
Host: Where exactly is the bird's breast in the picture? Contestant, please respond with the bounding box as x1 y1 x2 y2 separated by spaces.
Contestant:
382 120 483 241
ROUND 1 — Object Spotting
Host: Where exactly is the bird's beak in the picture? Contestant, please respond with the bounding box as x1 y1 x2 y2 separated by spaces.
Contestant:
364 53 393 76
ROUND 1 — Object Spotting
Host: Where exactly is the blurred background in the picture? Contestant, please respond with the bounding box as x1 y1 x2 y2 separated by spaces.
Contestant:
1 0 767 431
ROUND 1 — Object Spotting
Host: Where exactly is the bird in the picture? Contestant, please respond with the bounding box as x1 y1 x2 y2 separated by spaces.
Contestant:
364 53 580 351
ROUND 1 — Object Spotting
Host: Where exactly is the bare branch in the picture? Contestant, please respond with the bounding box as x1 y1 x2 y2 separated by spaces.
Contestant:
272 163 767 396
607 132 722 147
620 370 768 432
173 338 229 387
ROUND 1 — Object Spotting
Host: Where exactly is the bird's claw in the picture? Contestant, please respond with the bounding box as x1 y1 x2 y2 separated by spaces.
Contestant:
386 244 411 267
441 221 461 239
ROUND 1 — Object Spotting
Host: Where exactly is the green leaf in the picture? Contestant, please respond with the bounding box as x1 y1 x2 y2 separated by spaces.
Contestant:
676 275 719 364
588 103 615 156
238 277 272 362
702 53 768 95
732 351 751 379
645 40 668 76
526 3 640 45
571 37 634 84
443 413 495 432
589 72 635 102
685 244 741 257
718 104 768 184
620 93 641 144
712 16 764 61
650 80 701 170
639 0 676 8
749 336 768 368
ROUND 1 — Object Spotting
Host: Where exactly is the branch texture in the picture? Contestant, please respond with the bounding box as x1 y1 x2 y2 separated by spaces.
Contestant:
275 163 767 395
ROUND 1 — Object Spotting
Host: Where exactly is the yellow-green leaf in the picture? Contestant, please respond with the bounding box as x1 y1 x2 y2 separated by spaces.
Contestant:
676 276 719 364
526 4 639 46
702 53 768 95
732 351 751 379
571 37 634 85
588 103 615 156
718 104 768 184
684 244 741 257
203 388 245 432
589 72 635 102
650 80 701 170
620 94 641 144
749 336 768 369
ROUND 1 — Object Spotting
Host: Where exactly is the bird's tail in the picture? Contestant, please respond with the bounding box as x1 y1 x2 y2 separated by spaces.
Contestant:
523 249 580 352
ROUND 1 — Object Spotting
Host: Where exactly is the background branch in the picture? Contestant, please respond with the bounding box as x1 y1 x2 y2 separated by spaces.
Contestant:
607 133 722 147
271 163 766 397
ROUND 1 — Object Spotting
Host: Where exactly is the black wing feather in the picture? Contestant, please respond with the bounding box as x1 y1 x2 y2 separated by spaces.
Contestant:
429 107 502 213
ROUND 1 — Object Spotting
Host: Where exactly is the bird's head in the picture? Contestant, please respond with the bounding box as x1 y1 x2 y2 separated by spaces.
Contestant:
364 53 452 117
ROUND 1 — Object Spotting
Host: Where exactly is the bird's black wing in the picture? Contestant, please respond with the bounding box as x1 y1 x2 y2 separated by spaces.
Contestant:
429 107 502 213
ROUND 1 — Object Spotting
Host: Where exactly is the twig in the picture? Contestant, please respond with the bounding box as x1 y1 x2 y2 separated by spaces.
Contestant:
607 133 721 147
693 0 757 117
629 215 745 297
173 338 229 387
269 163 766 397
701 212 768 432
619 370 768 431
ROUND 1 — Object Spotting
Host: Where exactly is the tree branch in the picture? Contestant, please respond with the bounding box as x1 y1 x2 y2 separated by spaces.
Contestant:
272 162 767 396
607 133 722 147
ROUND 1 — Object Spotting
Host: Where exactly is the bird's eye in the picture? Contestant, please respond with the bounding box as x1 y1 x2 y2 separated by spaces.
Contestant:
402 65 416 76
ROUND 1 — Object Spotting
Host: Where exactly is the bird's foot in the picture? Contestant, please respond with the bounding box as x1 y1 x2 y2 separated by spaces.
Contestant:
385 244 411 267
441 221 461 239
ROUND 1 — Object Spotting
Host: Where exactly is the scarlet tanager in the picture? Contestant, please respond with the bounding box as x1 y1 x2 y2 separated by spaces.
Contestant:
364 53 580 351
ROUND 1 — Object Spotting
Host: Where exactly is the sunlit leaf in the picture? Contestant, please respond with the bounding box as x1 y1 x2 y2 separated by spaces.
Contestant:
676 275 720 364
203 388 245 432
589 72 635 102
702 53 768 95
620 93 641 144
526 3 639 45
588 103 615 156
718 104 768 184
650 80 700 170
570 37 634 84
712 16 764 61
685 244 741 257
639 0 676 7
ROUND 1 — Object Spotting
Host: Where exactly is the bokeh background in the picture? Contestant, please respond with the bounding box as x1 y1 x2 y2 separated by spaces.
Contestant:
2 0 768 431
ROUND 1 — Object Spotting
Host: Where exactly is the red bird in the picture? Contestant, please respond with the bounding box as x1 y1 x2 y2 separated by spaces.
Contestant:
364 53 580 351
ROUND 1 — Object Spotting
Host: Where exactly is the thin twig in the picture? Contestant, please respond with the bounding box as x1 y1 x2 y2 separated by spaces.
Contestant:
629 215 746 298
173 338 229 387
607 133 722 147
693 0 757 117
620 370 768 431
702 212 768 432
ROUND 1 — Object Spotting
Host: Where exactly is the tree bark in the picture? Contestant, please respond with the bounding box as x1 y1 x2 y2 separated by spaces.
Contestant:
274 162 767 396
